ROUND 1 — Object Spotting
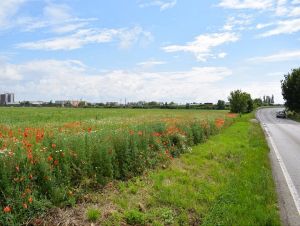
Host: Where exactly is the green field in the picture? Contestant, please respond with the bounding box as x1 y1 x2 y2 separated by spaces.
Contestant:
0 107 232 225
0 107 228 126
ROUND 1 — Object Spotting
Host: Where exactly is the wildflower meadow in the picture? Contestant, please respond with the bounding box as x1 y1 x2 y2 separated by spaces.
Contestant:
0 108 235 224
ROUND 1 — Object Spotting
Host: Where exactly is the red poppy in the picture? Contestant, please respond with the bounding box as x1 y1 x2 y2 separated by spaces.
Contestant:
27 153 33 160
28 197 33 203
3 206 11 213
51 144 56 149
47 156 53 162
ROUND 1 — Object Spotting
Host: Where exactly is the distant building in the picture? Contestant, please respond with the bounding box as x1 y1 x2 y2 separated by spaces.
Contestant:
55 100 86 107
70 100 80 107
0 93 15 105
55 100 69 105
30 101 46 106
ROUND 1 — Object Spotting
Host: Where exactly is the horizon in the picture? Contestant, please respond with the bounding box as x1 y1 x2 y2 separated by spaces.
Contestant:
1 1 300 104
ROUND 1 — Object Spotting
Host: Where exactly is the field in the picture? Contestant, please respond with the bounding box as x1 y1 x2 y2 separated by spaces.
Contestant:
0 107 233 224
44 113 280 226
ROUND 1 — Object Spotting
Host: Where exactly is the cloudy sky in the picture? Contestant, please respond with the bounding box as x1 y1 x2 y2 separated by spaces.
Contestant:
0 0 300 103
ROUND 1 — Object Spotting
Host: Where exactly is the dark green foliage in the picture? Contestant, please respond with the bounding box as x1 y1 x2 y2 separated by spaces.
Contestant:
253 98 263 109
281 68 300 113
217 100 226 110
228 90 253 114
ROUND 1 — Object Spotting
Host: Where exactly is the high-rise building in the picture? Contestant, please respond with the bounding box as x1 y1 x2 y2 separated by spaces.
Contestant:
0 93 15 105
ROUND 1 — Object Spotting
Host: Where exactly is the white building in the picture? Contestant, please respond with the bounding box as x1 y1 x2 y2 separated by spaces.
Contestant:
0 93 15 105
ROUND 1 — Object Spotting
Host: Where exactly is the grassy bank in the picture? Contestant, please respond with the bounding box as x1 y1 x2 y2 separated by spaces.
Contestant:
45 114 281 225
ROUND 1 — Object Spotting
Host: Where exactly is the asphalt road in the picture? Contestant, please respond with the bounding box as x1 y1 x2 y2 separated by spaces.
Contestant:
257 108 300 225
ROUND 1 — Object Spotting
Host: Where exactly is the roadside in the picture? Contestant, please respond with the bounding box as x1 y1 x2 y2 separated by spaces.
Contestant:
257 108 300 226
43 114 281 225
288 113 300 123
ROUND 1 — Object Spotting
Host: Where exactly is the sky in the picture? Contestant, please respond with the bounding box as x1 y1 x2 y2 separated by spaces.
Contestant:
0 0 300 104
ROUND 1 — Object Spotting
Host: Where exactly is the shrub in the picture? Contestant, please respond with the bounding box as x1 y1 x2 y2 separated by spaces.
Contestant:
124 209 146 225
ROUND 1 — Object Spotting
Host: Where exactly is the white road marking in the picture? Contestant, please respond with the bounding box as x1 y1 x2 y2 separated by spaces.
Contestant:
258 111 300 215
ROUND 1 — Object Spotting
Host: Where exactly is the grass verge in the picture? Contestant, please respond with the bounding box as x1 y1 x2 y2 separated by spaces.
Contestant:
45 114 281 225
288 112 300 122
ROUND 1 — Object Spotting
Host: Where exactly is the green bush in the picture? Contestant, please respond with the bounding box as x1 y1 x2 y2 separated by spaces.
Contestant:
124 209 146 225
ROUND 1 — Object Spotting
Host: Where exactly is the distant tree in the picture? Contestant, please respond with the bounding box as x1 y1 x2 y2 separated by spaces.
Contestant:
228 90 253 114
247 97 254 112
253 98 263 108
281 68 300 113
78 101 87 107
216 100 225 110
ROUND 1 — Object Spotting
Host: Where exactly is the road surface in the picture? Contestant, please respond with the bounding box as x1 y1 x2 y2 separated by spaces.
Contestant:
257 108 300 226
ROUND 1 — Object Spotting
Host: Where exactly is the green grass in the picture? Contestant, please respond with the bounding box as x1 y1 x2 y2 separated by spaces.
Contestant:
78 114 281 226
0 107 228 128
86 208 101 222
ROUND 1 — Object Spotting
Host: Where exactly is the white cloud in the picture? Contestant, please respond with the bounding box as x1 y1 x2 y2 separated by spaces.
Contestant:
43 3 72 21
256 22 274 29
219 0 300 38
137 60 166 68
17 26 152 51
0 59 232 102
218 52 227 58
249 50 300 62
162 32 239 62
218 0 273 10
289 7 300 16
16 2 98 34
222 15 252 31
0 0 27 28
138 0 177 11
275 0 288 16
260 18 300 37
0 62 22 81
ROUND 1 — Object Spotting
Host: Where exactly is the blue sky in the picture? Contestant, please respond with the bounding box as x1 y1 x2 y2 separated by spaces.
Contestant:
0 0 300 103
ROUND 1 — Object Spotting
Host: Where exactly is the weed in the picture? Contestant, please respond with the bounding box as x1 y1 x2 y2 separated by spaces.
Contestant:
86 208 101 222
124 209 146 225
